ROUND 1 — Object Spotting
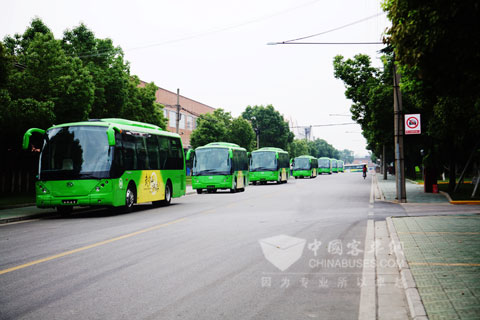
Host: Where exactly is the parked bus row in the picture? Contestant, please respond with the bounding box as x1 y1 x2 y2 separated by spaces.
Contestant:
23 119 346 214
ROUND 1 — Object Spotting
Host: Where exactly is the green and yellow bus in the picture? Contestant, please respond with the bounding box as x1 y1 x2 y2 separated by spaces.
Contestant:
292 155 318 179
331 158 338 173
22 118 186 214
318 157 332 174
249 147 290 185
187 142 248 193
337 160 344 172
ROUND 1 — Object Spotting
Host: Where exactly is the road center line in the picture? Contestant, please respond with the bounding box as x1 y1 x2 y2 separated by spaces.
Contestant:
0 217 186 276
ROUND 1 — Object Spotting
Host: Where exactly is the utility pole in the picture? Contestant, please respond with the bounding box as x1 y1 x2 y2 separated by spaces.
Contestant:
176 88 181 134
393 61 406 202
383 144 387 180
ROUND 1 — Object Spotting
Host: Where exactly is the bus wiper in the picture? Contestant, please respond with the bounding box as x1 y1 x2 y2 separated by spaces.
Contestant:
251 166 274 171
195 169 222 175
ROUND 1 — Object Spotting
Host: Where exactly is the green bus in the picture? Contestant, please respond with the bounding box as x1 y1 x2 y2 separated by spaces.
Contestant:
337 160 344 172
22 118 186 214
331 158 338 173
186 142 248 194
249 147 290 185
292 155 318 179
318 157 332 174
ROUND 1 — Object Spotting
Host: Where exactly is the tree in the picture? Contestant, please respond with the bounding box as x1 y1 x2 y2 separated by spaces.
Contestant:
229 117 256 151
288 139 309 158
62 24 130 119
383 0 480 190
242 105 294 150
190 109 256 150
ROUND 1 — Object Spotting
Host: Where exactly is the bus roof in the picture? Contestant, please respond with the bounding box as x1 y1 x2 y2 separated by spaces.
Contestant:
295 155 317 159
196 142 246 151
47 118 181 138
318 157 331 160
252 147 288 154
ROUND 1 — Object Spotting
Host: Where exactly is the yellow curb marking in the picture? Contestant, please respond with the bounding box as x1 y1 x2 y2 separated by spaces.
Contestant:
450 201 480 205
0 218 186 276
410 262 480 267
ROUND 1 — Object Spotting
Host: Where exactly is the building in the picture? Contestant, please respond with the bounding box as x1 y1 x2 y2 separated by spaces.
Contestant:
140 81 215 148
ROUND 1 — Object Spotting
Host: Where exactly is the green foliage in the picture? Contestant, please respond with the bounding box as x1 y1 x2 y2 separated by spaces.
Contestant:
333 53 395 162
384 0 480 187
307 139 340 159
190 109 256 151
288 139 309 158
229 117 256 151
242 105 294 150
0 18 167 152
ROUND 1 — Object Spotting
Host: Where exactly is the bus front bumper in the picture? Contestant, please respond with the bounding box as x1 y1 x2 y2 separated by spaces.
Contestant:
36 193 117 208
191 175 233 190
249 171 278 182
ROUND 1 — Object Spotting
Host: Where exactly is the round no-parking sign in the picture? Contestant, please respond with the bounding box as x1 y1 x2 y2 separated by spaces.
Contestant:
405 114 421 135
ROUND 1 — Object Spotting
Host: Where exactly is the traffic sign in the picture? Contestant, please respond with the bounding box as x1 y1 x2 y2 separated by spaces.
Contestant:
405 114 421 135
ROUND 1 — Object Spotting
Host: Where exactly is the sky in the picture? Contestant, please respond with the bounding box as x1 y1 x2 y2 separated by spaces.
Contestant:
2 0 390 157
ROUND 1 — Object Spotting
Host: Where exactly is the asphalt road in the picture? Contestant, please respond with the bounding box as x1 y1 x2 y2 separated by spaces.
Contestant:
0 172 374 320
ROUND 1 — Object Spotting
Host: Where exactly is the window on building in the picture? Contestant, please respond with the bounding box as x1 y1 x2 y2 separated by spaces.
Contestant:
169 110 176 128
179 113 185 130
163 109 168 119
187 116 194 130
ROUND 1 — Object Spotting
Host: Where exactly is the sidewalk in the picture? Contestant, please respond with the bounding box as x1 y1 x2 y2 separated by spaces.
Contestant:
0 186 196 224
374 173 480 319
390 215 480 320
377 174 448 203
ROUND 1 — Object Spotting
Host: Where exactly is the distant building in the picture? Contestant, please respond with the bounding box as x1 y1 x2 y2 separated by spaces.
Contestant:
139 81 215 148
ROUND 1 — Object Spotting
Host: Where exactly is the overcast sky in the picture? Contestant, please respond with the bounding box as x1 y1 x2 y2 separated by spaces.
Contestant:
3 0 390 157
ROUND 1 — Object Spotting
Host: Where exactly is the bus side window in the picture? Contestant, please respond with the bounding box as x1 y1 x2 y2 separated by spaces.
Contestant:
157 136 168 169
122 134 136 170
168 138 183 170
241 151 248 171
136 136 147 170
146 135 160 170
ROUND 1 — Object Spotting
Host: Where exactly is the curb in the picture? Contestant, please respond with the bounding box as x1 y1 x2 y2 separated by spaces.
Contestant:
439 191 480 205
373 173 385 201
386 217 428 320
1 191 198 224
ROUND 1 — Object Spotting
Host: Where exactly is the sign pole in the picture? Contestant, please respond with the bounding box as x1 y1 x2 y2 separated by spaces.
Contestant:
393 61 406 202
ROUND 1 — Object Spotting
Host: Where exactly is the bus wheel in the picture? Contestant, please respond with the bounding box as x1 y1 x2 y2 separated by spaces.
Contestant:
196 189 203 194
230 179 237 193
57 206 73 216
162 182 172 206
251 181 257 185
125 184 136 212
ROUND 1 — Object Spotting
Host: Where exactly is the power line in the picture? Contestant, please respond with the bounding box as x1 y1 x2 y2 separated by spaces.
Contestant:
290 123 357 128
280 12 386 44
272 42 383 45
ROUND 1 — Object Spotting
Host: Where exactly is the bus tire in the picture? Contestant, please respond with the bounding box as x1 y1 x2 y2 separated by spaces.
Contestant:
196 189 203 194
162 181 172 205
57 206 73 216
124 183 136 212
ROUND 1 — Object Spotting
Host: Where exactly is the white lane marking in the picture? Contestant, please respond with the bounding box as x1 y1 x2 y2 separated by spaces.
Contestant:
358 219 376 320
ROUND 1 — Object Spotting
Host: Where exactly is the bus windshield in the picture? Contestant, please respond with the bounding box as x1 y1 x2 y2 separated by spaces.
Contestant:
193 148 231 175
319 159 330 168
293 158 311 170
250 151 276 171
40 126 112 180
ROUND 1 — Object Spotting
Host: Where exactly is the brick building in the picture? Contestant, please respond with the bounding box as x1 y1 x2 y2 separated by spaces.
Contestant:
139 81 215 148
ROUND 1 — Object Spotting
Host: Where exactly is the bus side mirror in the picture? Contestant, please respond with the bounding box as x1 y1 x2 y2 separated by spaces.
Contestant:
106 127 116 146
23 128 46 150
229 149 233 159
247 152 251 158
186 149 194 161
